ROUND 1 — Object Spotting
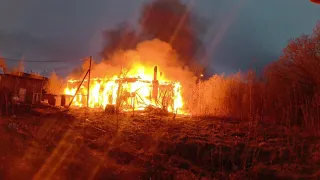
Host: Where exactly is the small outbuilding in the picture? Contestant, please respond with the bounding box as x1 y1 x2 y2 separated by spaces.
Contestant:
0 73 48 104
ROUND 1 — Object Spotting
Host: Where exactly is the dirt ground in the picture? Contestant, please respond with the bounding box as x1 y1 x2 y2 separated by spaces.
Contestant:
0 106 319 180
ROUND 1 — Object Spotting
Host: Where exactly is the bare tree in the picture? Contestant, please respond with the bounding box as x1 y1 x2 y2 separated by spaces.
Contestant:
264 22 320 125
0 57 8 74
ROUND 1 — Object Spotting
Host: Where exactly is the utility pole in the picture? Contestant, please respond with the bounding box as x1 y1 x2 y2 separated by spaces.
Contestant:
68 70 89 107
87 56 92 108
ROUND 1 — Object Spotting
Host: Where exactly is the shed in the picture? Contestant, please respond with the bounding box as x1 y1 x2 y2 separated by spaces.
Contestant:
0 73 48 104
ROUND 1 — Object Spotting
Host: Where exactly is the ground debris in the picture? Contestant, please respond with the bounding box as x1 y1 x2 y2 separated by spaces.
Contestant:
0 107 319 179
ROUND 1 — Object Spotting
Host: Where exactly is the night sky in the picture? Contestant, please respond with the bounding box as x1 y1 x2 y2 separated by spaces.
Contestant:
0 0 319 77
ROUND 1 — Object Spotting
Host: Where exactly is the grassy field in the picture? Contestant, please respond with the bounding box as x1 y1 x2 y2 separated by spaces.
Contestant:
0 106 319 180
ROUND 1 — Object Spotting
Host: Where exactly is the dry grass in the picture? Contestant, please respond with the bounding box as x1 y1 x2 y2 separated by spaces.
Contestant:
0 106 319 180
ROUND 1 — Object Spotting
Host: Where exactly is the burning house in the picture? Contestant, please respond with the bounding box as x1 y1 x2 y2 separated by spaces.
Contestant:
64 65 183 113
0 73 47 104
61 39 198 114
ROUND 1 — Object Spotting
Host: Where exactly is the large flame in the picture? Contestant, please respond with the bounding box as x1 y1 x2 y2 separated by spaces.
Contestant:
63 39 196 114
64 65 184 113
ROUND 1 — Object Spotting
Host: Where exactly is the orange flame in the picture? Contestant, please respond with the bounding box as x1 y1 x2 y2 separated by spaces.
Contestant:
64 65 184 114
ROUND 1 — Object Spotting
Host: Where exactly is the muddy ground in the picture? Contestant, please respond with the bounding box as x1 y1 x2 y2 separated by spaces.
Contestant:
0 106 319 180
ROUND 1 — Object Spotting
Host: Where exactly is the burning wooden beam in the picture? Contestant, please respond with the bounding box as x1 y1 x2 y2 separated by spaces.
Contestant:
64 65 183 114
152 66 159 102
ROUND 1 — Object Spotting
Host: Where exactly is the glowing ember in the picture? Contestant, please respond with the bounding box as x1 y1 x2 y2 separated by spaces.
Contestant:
64 65 184 114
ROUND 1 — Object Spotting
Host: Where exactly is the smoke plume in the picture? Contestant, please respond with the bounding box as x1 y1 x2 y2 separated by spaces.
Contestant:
100 0 207 75
45 71 63 95
11 60 24 76
90 39 196 86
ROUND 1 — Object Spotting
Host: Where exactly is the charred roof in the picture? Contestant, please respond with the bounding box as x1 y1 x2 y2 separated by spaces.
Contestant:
0 72 48 81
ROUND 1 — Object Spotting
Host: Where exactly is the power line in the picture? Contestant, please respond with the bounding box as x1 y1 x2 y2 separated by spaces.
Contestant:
1 57 83 63
0 56 91 76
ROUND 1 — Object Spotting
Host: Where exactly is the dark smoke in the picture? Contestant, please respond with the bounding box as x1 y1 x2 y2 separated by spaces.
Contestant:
100 0 208 76
100 22 143 60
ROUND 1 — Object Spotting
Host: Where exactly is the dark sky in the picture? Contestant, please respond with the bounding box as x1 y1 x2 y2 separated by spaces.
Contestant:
0 0 319 76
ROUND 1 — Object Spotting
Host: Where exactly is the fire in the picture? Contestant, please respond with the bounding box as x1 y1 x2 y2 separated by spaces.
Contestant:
64 65 184 114
62 39 196 114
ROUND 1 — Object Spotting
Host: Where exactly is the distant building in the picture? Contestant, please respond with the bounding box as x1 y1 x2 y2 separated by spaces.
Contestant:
0 73 48 104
